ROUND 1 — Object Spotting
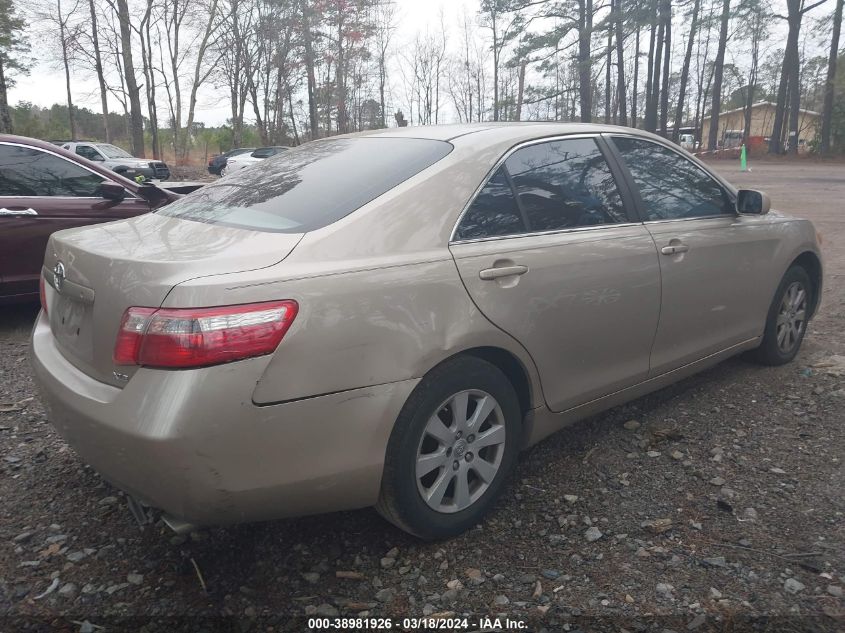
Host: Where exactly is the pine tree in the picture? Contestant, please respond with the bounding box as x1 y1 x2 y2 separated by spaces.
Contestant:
0 0 29 133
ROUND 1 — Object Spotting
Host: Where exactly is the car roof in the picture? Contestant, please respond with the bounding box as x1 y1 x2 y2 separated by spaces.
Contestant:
344 122 670 146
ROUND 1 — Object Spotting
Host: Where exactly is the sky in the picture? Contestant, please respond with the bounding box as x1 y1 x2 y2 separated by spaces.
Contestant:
9 0 475 127
8 0 832 128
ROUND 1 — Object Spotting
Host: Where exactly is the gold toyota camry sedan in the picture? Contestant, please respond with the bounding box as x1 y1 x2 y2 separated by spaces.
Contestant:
31 124 823 539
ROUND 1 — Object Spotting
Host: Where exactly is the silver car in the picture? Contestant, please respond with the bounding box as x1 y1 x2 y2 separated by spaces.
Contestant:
31 124 822 539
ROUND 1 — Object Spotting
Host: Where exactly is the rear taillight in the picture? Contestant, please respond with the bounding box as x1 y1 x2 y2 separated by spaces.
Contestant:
113 301 298 369
39 276 48 315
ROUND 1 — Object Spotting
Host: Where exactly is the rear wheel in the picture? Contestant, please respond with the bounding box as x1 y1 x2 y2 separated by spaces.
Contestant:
376 356 521 540
749 265 812 366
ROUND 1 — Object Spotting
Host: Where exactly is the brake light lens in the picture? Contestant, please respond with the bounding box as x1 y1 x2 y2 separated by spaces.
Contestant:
113 301 298 369
39 276 48 315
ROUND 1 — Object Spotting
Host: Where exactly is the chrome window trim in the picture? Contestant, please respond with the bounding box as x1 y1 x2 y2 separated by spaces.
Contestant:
449 132 632 244
451 221 644 245
0 140 137 200
643 214 737 226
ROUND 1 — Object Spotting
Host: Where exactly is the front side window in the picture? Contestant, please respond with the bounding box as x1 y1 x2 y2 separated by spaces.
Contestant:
251 148 276 158
612 137 733 220
504 138 628 231
159 137 452 233
455 167 525 240
0 144 105 197
75 145 103 161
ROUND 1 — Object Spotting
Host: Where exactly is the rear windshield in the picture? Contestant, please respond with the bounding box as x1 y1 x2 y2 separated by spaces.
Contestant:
159 137 452 233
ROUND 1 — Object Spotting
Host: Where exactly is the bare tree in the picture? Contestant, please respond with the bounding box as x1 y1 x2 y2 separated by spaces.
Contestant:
769 0 827 154
673 0 701 140
706 0 730 151
820 0 843 153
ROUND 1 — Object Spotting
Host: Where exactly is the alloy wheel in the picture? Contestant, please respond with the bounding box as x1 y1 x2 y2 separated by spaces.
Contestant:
415 389 506 514
776 281 807 354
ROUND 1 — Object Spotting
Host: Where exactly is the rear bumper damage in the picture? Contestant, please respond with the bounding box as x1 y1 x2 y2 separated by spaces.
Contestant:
30 310 417 527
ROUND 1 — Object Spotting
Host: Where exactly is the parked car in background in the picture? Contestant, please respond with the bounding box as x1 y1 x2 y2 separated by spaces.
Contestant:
0 135 178 303
207 148 256 175
221 146 289 176
59 141 171 180
31 124 822 540
679 133 698 151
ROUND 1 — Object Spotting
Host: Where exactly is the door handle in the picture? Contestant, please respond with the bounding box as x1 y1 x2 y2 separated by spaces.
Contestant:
661 243 689 255
0 207 38 216
479 265 529 280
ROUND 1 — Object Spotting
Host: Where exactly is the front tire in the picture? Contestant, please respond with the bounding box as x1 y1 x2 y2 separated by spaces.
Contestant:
376 356 521 540
749 265 812 366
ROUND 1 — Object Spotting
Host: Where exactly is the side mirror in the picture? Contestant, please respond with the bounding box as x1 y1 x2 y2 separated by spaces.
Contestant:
99 181 127 202
736 189 770 215
135 181 172 205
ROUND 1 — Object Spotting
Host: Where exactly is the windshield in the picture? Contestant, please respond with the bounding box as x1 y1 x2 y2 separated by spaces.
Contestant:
97 144 134 159
158 137 453 233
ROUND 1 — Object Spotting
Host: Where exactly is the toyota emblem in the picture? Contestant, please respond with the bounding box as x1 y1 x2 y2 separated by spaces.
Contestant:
52 261 66 292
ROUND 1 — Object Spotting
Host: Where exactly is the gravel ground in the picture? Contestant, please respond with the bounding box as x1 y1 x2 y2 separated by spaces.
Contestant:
0 161 843 632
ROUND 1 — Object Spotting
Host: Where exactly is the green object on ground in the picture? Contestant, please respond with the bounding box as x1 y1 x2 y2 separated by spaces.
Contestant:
740 144 747 171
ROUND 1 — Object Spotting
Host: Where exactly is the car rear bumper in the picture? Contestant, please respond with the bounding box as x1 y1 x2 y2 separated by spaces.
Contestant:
30 310 417 526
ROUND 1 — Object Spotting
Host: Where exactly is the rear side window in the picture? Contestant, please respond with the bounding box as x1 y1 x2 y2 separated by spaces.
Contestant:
160 137 452 233
454 167 525 240
612 137 733 220
0 144 105 197
505 138 627 231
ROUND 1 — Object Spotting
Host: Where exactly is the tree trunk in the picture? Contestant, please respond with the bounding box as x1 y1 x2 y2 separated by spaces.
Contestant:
659 0 671 134
516 60 526 121
645 0 661 131
300 0 318 138
58 0 76 139
632 25 639 127
614 0 627 126
116 0 145 156
644 0 656 129
335 14 349 134
182 0 218 161
0 57 12 133
707 0 730 151
786 38 801 155
492 9 500 121
578 0 593 122
605 27 612 123
820 0 842 153
673 0 700 141
140 1 160 158
769 0 801 154
743 7 762 144
87 0 110 142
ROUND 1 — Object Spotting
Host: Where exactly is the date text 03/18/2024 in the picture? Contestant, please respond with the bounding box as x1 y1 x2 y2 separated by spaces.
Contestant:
307 616 529 630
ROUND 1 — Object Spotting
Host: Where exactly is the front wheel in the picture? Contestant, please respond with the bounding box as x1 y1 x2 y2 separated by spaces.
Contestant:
749 265 812 366
376 356 521 540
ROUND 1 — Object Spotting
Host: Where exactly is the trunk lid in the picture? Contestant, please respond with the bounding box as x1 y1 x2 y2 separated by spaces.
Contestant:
42 213 302 386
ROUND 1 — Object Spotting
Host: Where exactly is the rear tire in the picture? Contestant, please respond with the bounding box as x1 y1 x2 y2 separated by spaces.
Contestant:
376 356 521 540
748 265 812 366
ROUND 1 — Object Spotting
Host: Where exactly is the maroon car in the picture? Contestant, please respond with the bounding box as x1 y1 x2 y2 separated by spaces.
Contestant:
0 135 178 303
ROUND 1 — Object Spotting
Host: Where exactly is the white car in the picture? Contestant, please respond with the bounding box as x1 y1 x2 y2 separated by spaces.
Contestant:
679 134 698 151
60 141 171 180
222 146 289 176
